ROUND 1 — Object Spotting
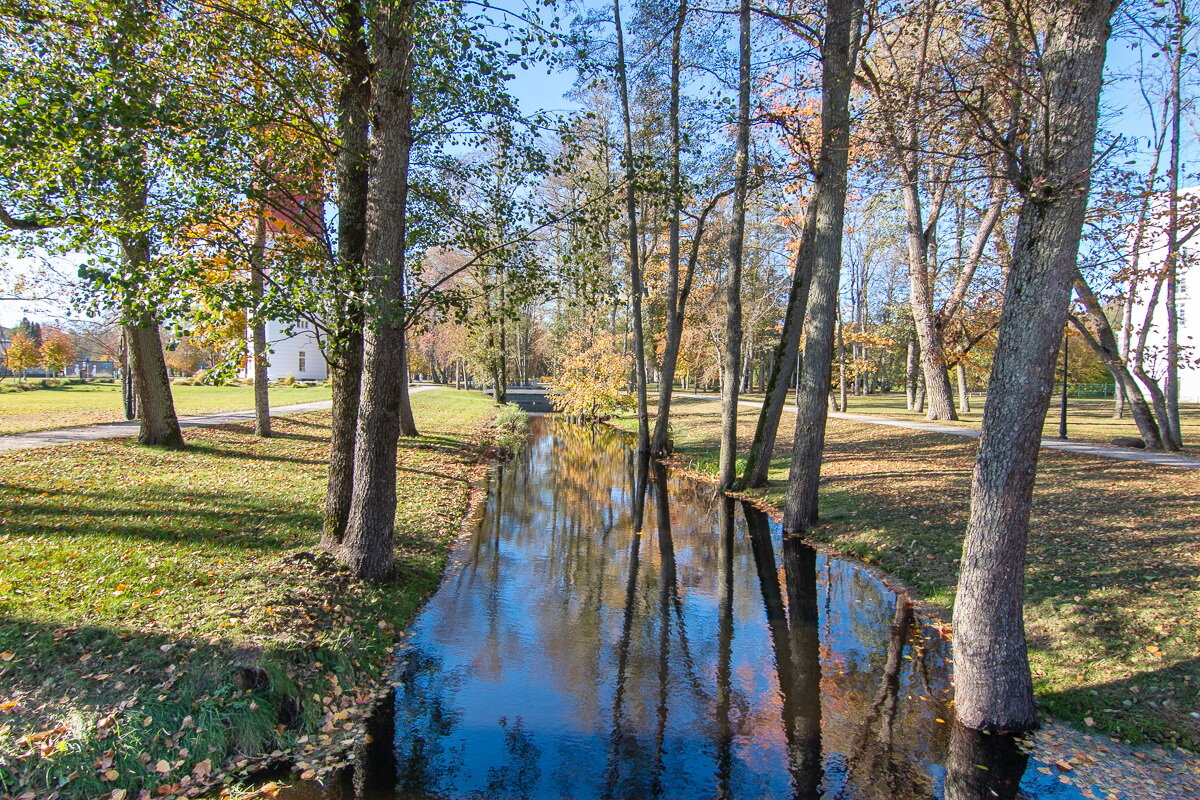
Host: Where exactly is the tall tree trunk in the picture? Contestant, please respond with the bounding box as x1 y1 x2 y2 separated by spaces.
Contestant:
119 230 183 448
905 337 917 410
323 331 364 546
121 328 136 420
956 362 970 414
322 0 370 547
952 0 1113 732
782 0 862 532
651 0 688 456
250 206 271 438
612 0 649 453
125 321 183 448
837 310 847 412
1071 272 1164 449
339 0 418 581
905 210 958 421
1163 6 1184 448
719 0 751 489
742 199 812 489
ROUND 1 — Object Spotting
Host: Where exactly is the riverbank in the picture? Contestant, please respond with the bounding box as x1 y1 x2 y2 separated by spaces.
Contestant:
611 396 1200 756
0 389 498 800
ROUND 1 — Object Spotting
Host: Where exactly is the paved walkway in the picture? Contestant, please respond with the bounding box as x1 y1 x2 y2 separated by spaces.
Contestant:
676 393 1200 470
0 386 440 453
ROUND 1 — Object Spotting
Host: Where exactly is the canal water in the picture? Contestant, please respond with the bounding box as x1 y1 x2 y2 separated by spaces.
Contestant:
286 416 1092 799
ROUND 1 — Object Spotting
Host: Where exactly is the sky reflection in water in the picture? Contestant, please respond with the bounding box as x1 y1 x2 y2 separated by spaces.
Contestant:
285 416 1093 800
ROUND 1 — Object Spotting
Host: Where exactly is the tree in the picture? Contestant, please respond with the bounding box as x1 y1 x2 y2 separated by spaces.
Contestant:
612 0 651 453
0 0 243 448
40 330 77 376
718 0 752 490
951 0 1116 733
782 0 866 532
547 332 634 419
856 0 1008 421
338 0 421 582
5 330 39 380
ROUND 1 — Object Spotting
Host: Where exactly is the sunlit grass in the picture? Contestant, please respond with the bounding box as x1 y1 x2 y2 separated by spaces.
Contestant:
0 381 334 435
0 388 497 798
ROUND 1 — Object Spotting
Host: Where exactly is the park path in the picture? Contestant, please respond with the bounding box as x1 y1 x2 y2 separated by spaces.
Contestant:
676 392 1200 470
0 385 438 453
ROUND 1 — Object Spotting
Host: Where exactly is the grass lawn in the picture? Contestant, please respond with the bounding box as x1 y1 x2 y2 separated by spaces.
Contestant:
0 388 500 799
665 386 1200 452
0 382 334 435
614 396 1200 752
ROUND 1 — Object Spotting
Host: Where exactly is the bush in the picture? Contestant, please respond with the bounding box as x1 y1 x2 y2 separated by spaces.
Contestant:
491 404 530 457
277 375 296 387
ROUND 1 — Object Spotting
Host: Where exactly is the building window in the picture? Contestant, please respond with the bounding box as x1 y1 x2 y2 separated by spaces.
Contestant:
298 351 306 372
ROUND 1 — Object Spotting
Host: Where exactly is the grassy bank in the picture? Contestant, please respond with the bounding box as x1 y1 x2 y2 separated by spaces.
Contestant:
0 382 334 435
0 389 498 799
664 387 1199 452
613 396 1200 752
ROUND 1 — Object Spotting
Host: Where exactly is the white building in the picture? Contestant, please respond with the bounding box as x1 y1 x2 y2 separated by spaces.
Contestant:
244 319 328 381
1132 186 1198 404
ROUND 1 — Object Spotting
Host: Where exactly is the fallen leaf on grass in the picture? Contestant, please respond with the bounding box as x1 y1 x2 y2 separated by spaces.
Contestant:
154 759 171 774
0 651 15 662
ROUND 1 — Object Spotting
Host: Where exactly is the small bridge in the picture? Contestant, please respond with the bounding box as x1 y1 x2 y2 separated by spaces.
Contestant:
485 386 554 413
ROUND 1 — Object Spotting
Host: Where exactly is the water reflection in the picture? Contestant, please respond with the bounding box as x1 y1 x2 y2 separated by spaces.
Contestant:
279 417 1093 800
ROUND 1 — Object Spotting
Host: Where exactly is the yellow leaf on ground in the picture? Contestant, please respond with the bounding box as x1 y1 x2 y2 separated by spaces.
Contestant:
0 651 15 662
154 759 170 774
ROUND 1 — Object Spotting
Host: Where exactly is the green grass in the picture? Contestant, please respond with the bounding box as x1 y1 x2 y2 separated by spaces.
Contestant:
0 381 334 435
0 388 499 799
615 396 1200 752
661 385 1199 452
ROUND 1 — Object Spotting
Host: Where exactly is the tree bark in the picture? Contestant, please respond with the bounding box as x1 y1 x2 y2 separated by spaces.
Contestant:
718 0 751 489
125 321 184 449
902 182 958 421
321 0 370 547
651 0 687 457
121 328 136 420
612 0 649 453
250 206 271 438
905 337 917 410
742 229 812 489
1162 7 1184 448
782 0 863 533
956 362 970 414
322 329 363 546
339 0 418 581
952 0 1113 733
1071 272 1164 449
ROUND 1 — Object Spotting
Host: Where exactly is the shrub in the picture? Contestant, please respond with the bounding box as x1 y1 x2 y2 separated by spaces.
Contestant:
491 404 530 457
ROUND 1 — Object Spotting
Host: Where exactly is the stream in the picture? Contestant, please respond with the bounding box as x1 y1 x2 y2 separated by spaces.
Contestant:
282 416 1094 799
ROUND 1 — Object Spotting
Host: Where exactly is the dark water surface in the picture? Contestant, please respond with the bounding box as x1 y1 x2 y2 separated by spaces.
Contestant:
284 417 1091 800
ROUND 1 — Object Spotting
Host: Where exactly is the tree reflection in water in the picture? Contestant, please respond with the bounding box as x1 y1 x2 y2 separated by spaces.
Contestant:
274 417 1095 800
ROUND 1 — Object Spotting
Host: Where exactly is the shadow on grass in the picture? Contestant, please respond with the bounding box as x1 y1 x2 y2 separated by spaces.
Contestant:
0 484 320 548
1036 655 1200 747
186 443 328 466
